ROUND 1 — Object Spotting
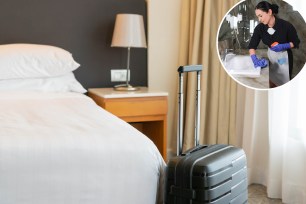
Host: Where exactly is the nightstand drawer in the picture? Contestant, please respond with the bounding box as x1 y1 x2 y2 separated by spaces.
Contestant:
103 96 167 118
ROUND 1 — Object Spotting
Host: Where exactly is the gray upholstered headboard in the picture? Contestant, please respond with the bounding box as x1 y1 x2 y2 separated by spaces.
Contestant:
0 0 147 89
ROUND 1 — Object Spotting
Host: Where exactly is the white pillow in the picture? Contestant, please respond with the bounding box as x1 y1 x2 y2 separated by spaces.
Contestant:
0 44 80 79
0 72 87 93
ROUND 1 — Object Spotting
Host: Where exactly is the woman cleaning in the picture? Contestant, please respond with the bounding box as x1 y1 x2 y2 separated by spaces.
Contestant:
248 1 300 88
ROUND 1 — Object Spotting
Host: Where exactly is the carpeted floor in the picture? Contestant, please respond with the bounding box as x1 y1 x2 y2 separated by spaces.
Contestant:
248 184 283 204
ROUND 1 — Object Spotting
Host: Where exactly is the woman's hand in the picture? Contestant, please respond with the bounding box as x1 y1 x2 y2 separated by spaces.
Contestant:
270 43 291 52
251 54 268 68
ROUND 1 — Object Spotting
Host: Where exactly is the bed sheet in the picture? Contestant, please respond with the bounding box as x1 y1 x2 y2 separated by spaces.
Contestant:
0 91 165 204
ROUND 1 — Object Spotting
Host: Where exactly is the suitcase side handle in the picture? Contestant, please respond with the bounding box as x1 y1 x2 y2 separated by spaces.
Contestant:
177 65 202 73
181 145 208 156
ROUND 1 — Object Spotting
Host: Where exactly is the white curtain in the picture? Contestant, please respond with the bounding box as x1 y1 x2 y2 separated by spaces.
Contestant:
242 1 306 201
241 89 269 186
243 67 306 203
267 68 306 203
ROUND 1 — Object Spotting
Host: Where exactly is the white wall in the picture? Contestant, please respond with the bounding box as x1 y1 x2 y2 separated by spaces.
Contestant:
147 0 182 158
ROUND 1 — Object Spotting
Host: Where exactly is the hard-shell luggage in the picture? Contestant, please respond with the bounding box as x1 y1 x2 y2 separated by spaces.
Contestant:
165 65 248 204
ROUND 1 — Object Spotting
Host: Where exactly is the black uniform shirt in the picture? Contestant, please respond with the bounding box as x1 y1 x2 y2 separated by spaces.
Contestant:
248 17 300 79
248 17 300 49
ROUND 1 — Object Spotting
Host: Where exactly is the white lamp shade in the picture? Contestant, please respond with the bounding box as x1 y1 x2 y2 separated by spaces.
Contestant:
111 14 147 48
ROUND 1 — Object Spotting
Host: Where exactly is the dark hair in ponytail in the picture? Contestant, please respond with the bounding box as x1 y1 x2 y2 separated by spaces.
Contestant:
255 1 279 15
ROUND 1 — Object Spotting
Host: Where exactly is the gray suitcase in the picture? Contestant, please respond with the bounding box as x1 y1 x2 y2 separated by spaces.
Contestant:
165 65 248 204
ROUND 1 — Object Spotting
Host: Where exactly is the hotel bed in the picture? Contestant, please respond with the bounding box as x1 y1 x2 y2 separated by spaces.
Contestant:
0 44 165 204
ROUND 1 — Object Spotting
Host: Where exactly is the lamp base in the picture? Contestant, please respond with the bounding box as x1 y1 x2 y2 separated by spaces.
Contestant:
114 84 139 91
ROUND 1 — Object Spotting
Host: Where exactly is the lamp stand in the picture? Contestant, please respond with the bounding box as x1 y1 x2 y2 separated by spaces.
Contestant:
114 47 139 91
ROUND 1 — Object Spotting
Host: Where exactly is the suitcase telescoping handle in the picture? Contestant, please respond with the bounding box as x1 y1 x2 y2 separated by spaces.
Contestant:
177 65 202 156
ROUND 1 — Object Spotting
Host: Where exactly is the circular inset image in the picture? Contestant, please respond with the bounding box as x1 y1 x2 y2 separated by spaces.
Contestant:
217 0 306 90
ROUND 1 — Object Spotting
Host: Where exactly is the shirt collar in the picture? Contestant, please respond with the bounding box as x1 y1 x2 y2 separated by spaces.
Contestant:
265 16 279 29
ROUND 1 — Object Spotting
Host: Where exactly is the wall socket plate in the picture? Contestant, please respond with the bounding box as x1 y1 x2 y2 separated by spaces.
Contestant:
111 69 130 82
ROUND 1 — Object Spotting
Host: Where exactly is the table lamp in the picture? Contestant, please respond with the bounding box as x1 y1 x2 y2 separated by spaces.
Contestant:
111 13 147 91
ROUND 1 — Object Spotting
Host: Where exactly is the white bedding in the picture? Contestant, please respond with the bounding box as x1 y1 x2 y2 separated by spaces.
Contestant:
0 92 165 204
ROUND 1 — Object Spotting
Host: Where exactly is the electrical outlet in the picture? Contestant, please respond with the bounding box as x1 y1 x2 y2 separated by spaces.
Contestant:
111 69 130 82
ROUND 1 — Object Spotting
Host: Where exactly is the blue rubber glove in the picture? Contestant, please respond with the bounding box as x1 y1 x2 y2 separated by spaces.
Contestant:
270 43 291 52
250 54 268 68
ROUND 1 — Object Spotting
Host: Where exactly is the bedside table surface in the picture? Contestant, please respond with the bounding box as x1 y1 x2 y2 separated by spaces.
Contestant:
88 87 168 98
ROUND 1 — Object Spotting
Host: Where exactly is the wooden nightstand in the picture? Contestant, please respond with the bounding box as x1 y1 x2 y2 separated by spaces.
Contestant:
88 87 168 160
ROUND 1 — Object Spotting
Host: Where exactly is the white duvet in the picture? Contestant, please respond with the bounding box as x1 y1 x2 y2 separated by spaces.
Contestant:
0 92 165 204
